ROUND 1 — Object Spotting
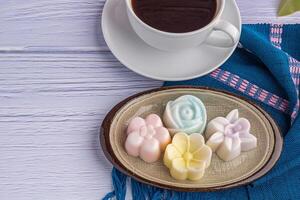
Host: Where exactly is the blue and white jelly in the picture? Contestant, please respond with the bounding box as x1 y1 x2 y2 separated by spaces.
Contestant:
163 95 207 135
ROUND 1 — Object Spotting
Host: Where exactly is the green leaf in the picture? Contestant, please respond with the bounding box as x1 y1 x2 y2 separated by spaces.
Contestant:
278 0 300 16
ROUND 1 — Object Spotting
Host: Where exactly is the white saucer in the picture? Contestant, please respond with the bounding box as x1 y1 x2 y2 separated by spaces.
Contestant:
101 0 241 81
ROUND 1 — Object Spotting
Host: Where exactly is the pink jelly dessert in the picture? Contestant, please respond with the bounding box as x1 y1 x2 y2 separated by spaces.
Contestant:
125 114 171 163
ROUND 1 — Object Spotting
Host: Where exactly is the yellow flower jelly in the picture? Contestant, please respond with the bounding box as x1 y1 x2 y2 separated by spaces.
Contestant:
163 132 212 181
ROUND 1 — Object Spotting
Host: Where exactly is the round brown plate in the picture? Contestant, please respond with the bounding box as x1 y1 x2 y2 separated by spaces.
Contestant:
100 86 283 192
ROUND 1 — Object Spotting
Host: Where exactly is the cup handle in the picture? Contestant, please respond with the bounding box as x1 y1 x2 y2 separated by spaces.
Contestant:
205 20 240 48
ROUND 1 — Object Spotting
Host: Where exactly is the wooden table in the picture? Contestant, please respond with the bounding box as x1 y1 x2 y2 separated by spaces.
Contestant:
0 0 299 199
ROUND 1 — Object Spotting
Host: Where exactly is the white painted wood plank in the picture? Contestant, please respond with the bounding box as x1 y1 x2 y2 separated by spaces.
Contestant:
0 61 161 97
0 0 105 47
0 96 113 199
237 0 300 23
0 149 112 200
0 58 161 200
0 0 298 48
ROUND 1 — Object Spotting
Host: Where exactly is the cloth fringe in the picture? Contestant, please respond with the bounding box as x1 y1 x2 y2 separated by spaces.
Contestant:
102 168 127 200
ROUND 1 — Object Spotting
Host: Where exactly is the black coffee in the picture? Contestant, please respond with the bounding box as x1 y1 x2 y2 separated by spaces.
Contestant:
132 0 217 33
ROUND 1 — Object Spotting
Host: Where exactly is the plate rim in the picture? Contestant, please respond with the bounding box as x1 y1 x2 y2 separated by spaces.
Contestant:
101 0 242 81
100 86 283 192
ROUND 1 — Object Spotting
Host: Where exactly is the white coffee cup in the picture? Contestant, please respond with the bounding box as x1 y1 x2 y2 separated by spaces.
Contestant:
126 0 240 51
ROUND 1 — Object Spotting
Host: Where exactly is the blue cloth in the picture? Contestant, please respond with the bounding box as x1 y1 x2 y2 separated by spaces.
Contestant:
103 24 300 200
